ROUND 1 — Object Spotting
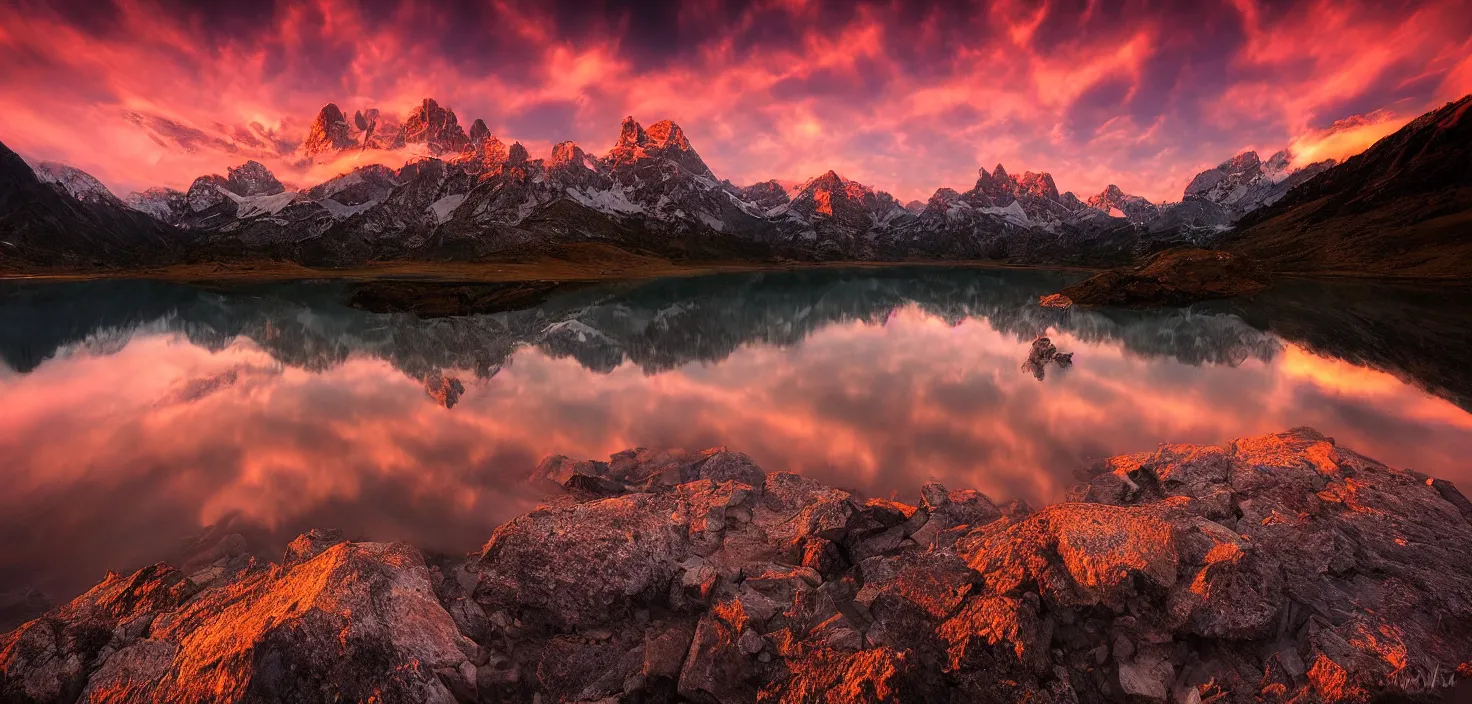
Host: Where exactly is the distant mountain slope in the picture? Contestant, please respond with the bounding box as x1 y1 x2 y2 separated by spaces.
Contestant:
0 142 184 269
1226 95 1472 277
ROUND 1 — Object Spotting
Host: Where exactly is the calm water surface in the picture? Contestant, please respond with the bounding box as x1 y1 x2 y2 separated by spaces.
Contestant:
3 267 1471 617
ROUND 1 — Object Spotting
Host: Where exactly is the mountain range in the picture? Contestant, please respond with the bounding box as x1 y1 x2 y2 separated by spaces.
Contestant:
1 95 1468 275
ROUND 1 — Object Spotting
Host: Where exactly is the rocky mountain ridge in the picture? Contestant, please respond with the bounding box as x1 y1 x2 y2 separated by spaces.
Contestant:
0 142 182 268
1226 94 1472 277
3 428 1469 702
0 95 1373 271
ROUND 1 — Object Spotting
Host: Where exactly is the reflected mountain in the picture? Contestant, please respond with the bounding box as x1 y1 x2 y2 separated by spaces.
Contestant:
0 268 1273 376
1226 277 1472 412
3 268 1464 410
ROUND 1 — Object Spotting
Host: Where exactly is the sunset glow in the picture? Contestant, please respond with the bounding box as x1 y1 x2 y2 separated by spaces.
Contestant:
3 0 1470 202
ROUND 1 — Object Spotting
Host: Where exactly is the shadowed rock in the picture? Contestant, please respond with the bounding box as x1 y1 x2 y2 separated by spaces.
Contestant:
423 372 465 408
1050 247 1270 308
1020 335 1073 380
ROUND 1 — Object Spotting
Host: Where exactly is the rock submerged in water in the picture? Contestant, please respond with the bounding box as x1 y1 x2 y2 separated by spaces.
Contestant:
5 429 1472 703
424 371 466 408
1022 336 1073 380
1045 247 1270 308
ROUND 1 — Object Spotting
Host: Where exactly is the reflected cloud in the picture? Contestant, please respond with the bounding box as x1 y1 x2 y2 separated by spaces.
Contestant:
1 268 1470 612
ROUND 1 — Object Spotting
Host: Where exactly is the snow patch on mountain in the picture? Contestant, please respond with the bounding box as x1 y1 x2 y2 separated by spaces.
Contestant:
318 198 380 219
565 186 644 215
31 161 123 206
230 191 298 219
542 320 615 345
981 200 1031 226
428 194 466 224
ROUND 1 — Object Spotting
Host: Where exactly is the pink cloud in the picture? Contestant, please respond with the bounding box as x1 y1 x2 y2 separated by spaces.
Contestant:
0 0 1468 204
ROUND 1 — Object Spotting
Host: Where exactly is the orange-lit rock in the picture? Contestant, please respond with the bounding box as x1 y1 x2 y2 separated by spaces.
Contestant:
5 428 1471 702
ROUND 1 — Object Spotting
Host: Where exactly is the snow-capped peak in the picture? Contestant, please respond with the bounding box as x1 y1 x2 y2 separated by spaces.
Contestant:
31 161 123 206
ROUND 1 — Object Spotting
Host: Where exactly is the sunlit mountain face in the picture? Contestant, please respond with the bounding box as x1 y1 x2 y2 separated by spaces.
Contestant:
2 0 1469 204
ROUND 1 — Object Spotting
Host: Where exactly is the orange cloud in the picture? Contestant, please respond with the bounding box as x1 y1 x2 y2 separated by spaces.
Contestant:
1286 110 1409 168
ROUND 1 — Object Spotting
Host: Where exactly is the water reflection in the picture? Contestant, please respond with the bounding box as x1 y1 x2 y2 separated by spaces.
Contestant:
2 268 1471 620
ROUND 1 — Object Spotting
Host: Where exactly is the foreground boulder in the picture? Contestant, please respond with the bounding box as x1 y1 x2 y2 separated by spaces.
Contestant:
2 542 477 703
1046 247 1270 307
4 429 1471 702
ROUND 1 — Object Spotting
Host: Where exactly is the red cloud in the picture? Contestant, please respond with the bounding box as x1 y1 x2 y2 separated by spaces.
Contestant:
0 0 1468 203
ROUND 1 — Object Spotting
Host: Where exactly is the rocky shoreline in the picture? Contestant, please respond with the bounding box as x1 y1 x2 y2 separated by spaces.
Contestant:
1042 248 1271 309
4 428 1471 703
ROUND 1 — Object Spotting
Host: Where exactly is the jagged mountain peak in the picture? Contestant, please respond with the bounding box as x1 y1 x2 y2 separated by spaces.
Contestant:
485 137 510 167
1087 183 1147 205
1224 151 1261 171
303 103 354 157
468 119 490 145
303 163 398 206
645 120 691 151
124 186 186 220
400 98 469 155
617 116 647 148
607 115 713 177
549 141 604 177
924 187 963 212
609 115 698 153
1016 171 1059 201
226 161 285 196
1085 183 1159 222
462 134 510 175
810 169 846 187
507 142 530 165
796 171 878 203
1183 144 1335 216
969 163 1018 205
550 141 585 166
789 170 886 226
1264 149 1292 174
741 180 790 211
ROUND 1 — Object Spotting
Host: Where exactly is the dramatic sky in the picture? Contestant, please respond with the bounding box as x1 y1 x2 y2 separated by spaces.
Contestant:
2 0 1470 203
